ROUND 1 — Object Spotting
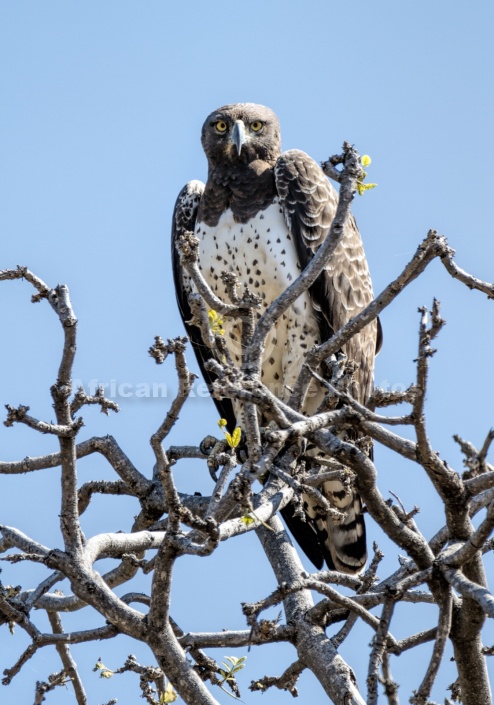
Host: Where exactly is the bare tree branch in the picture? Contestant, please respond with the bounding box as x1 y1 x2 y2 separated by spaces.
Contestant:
47 611 87 705
367 598 396 705
3 170 494 705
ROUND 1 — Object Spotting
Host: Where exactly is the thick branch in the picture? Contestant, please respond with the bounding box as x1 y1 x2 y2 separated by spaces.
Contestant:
256 515 367 705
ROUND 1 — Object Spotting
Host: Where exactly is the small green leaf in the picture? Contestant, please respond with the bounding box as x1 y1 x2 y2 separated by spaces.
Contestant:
218 655 247 680
357 181 378 196
93 660 114 679
208 309 225 335
361 154 372 167
242 502 274 532
216 654 247 700
160 681 178 703
225 426 242 448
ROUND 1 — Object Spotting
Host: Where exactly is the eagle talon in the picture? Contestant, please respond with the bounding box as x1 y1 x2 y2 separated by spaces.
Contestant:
206 438 230 481
199 434 219 456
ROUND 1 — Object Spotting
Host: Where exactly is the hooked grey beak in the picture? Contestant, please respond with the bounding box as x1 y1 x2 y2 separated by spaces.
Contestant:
231 120 247 155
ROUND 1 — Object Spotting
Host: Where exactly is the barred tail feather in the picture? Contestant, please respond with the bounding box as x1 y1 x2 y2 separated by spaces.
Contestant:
319 492 367 573
300 481 367 574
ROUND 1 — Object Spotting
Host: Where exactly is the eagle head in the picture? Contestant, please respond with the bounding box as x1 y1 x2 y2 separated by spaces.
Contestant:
201 103 281 167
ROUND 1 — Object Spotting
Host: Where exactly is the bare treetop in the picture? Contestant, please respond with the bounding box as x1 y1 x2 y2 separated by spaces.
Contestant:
1 143 494 704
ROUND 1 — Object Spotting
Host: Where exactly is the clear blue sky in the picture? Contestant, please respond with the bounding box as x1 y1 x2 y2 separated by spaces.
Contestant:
1 2 493 703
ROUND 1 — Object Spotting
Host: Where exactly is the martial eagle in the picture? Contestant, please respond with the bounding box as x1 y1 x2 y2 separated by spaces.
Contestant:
171 103 380 573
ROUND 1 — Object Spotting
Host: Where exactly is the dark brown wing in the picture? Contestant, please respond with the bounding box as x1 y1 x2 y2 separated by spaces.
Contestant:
274 149 339 344
275 149 379 401
171 180 237 430
275 149 379 572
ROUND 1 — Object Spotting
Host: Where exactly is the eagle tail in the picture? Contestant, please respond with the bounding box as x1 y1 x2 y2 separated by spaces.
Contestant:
280 480 366 574
317 488 367 574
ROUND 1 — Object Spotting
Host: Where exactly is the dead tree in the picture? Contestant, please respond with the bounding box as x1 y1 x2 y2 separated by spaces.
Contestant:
1 145 494 705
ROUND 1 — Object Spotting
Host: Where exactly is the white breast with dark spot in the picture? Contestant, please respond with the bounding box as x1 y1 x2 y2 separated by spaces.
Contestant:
194 199 322 412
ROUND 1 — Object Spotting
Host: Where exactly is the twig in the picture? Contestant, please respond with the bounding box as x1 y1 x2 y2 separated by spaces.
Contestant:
379 651 400 705
78 479 134 515
249 659 305 697
175 230 251 317
205 452 237 516
454 430 494 479
3 404 83 437
367 598 396 705
0 266 50 299
24 571 65 610
244 577 398 647
440 248 494 298
306 367 413 426
290 230 447 408
70 385 119 416
331 543 385 648
368 384 419 408
33 670 70 705
47 611 87 705
180 625 294 650
391 628 438 655
413 301 444 452
440 566 494 618
440 501 494 567
410 590 453 704
150 337 197 446
269 462 345 523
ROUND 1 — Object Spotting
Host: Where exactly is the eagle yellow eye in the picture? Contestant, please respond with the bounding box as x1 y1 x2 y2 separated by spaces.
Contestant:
215 121 228 133
250 121 263 132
